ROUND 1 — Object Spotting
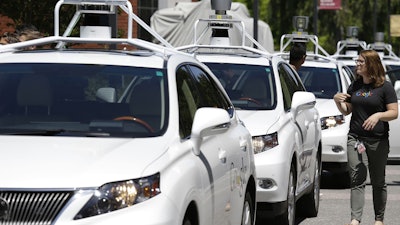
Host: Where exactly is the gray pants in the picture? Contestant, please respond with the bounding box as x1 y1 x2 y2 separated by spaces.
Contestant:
347 135 389 223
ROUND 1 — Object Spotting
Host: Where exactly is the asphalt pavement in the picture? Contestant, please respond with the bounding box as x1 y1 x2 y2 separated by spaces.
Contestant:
297 163 400 225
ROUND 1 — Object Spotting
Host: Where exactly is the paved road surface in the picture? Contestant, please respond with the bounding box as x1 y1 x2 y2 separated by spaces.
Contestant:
297 163 400 225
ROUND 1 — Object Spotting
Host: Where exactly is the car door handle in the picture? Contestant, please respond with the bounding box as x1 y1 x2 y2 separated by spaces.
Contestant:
240 138 247 152
219 149 227 163
305 121 309 129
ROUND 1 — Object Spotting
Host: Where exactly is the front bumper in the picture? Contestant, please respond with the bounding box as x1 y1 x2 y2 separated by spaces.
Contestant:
321 125 348 173
254 147 290 204
56 191 179 225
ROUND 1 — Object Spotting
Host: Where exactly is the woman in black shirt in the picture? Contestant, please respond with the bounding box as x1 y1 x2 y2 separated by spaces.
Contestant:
334 50 398 225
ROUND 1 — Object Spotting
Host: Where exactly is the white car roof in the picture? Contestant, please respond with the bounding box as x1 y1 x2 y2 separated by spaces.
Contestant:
196 54 271 66
302 58 337 69
0 50 167 68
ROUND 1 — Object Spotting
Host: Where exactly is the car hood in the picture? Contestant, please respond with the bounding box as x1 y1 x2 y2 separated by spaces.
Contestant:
236 110 279 136
0 136 170 189
315 98 341 117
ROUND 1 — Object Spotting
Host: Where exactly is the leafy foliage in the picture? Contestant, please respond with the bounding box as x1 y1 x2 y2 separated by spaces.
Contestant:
236 0 400 55
0 0 77 36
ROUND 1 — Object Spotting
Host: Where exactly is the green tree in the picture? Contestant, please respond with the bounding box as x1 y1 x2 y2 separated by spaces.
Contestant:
0 0 75 36
236 0 400 55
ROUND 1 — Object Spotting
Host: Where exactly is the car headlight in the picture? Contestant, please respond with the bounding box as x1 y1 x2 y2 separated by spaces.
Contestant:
320 115 345 130
252 132 278 154
74 173 160 220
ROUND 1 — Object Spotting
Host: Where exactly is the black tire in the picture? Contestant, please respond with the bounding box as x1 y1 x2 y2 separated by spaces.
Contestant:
298 153 321 217
274 163 296 225
242 191 255 225
183 216 192 225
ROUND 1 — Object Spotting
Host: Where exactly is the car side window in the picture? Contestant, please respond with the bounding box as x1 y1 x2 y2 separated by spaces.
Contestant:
176 64 234 139
343 65 355 83
176 65 201 138
278 63 304 111
341 66 353 85
187 65 234 116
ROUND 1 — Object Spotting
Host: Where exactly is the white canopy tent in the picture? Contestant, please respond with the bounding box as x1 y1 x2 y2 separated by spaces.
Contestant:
150 0 274 52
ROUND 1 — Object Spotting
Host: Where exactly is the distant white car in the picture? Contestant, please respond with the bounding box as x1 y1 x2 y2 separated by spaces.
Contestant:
299 57 354 174
279 33 355 179
385 68 400 161
368 37 400 161
178 14 322 225
0 1 257 225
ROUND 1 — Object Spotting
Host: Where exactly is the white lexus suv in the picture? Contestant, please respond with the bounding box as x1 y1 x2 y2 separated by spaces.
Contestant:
0 1 256 225
177 7 322 225
278 19 355 184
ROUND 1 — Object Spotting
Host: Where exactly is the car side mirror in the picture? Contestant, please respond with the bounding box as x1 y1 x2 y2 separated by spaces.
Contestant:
291 91 316 117
191 107 230 155
96 87 116 103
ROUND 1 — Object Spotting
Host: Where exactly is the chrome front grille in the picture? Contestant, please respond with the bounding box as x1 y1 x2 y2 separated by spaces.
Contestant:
0 190 74 225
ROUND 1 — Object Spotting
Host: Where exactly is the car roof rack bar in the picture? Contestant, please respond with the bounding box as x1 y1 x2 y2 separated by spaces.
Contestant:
54 0 132 39
177 44 269 56
0 0 178 54
0 36 179 55
193 18 267 52
53 0 173 49
118 4 172 48
177 17 269 57
333 39 367 56
279 33 331 58
194 18 245 46
367 42 399 59
366 32 399 59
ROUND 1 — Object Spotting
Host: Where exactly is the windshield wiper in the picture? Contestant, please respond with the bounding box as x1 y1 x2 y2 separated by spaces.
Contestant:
1 129 111 137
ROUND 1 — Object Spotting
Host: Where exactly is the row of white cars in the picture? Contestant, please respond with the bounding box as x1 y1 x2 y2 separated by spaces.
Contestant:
177 13 323 224
0 1 323 225
0 1 258 225
278 32 355 182
3 1 398 224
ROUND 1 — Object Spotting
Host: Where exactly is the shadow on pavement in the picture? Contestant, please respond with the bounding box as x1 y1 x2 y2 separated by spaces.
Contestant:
321 171 350 189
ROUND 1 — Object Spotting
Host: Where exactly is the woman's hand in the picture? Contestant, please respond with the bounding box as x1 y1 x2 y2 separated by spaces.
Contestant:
363 102 398 131
333 93 351 103
334 93 352 115
363 114 380 131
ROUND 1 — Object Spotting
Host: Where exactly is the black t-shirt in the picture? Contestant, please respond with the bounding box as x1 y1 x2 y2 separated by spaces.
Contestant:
347 80 397 138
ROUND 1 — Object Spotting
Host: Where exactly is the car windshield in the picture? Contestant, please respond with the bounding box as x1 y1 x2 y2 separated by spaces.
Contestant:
0 63 168 137
204 63 276 110
298 66 342 99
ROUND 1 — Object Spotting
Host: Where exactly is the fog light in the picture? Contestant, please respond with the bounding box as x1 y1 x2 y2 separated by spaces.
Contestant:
332 146 344 153
258 178 276 189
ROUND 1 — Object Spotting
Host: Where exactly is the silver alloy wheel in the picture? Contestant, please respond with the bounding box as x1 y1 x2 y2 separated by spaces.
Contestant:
242 192 253 225
313 157 321 210
287 167 296 225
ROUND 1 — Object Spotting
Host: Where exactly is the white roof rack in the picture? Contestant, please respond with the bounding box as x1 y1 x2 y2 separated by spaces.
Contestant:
54 0 171 47
177 17 270 57
333 38 367 57
367 42 399 59
0 0 176 54
279 33 331 58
